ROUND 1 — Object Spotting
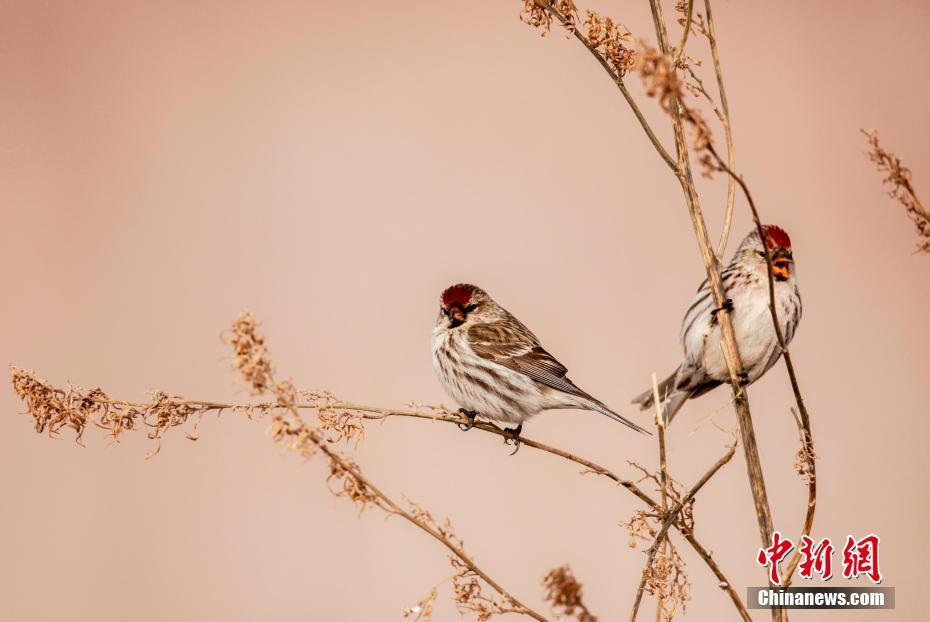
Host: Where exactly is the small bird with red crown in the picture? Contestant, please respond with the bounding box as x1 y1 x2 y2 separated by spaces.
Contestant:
632 225 802 424
431 283 648 452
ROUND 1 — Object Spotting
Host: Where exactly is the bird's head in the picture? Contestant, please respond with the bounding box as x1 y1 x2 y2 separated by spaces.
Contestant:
436 283 492 330
739 225 795 282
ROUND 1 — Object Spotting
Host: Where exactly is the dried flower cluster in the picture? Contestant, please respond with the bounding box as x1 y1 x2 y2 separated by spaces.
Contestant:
862 129 929 253
542 565 597 622
583 11 635 77
622 460 695 621
519 1 635 77
519 0 552 33
642 542 692 621
222 311 274 393
636 46 680 112
675 1 710 39
622 511 692 621
627 462 695 532
451 557 521 622
10 367 215 456
12 367 104 443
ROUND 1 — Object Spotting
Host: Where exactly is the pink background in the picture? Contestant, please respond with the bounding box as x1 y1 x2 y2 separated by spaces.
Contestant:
1 1 928 620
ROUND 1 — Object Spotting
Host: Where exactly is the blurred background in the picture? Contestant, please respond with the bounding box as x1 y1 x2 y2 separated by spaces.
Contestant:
1 0 928 620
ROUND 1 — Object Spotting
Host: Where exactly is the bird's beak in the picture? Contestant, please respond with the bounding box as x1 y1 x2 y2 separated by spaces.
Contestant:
771 253 792 280
450 307 466 324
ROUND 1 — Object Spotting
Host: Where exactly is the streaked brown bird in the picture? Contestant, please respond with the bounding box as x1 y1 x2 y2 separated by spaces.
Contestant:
431 283 648 452
633 225 802 424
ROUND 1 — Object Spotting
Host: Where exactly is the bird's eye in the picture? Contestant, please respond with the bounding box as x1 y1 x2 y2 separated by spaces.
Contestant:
757 251 767 258
464 304 478 313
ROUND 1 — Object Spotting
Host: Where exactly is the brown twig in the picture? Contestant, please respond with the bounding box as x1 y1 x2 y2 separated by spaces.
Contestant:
11 364 750 619
704 144 816 588
671 0 694 67
861 129 929 253
651 374 670 622
629 441 738 622
646 0 780 578
700 0 736 258
536 1 678 172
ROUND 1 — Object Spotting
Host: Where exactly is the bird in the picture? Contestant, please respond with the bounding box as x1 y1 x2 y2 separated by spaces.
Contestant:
431 283 648 452
632 224 802 425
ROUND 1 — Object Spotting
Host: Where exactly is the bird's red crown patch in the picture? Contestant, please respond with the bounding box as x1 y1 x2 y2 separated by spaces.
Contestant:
442 284 474 308
763 225 791 250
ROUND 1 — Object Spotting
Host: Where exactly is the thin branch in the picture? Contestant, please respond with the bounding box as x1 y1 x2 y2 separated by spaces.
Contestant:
679 531 751 621
316 429 548 621
702 0 736 258
861 128 929 253
652 374 670 622
11 365 750 619
704 144 816 588
538 1 679 172
671 0 694 67
644 3 784 619
648 0 777 548
12 365 547 622
629 441 738 622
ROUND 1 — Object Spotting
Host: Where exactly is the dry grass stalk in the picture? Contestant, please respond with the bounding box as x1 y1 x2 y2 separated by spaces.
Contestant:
527 0 678 171
10 307 754 620
11 314 548 621
862 129 929 253
224 316 547 622
627 442 736 622
700 145 817 589
10 314 750 619
542 565 597 622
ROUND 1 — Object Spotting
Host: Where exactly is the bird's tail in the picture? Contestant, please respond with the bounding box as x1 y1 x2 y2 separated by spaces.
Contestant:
631 368 690 426
584 398 651 435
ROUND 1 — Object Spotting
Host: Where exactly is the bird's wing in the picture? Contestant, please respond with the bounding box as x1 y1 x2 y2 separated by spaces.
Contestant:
679 266 744 356
466 319 589 399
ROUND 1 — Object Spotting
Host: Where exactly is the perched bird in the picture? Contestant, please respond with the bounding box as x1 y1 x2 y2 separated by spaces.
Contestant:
632 225 801 425
432 283 648 452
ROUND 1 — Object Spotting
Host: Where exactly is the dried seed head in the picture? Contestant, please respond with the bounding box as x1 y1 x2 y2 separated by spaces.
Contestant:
584 11 636 77
862 129 929 253
222 311 274 394
542 565 597 622
520 0 552 34
636 45 680 112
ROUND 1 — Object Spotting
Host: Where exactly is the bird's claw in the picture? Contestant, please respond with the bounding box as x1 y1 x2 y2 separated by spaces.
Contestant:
457 409 477 432
503 423 523 456
738 372 750 386
710 298 735 324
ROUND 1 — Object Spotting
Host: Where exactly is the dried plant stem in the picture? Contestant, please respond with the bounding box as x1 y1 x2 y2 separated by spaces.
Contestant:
861 129 929 252
679 529 749 620
651 374 670 622
671 0 693 66
645 3 783 619
705 144 816 587
11 368 745 619
321 440 546 621
540 1 678 172
702 0 736 258
366 409 750 619
629 441 739 622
